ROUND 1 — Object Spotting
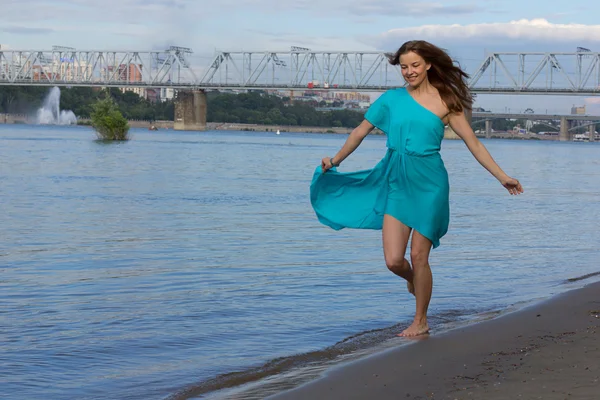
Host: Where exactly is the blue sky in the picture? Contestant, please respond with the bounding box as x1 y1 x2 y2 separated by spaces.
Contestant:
1 0 600 112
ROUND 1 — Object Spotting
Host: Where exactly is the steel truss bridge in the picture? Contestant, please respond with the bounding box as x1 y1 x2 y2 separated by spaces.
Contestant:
1 47 600 95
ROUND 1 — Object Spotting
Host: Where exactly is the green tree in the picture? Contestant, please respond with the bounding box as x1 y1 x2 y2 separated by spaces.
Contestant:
1 86 175 120
90 96 130 141
266 108 284 124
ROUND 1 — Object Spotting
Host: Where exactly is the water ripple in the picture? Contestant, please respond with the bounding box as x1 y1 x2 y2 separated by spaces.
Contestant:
1 126 599 400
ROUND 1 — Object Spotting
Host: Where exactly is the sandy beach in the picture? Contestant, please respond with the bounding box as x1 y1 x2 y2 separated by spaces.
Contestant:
269 280 600 400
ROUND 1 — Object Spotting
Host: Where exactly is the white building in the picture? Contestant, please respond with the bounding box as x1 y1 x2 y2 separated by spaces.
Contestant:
160 87 175 101
120 87 147 98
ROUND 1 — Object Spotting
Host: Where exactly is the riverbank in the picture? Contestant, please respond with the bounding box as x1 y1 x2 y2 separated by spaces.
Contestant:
270 280 600 400
206 122 354 134
0 114 560 140
208 122 554 140
0 114 175 130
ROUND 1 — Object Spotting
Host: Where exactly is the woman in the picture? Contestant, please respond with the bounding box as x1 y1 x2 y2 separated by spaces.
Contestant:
310 40 523 337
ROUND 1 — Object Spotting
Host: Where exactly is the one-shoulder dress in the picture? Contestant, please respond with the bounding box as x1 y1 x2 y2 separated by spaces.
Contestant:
309 87 450 248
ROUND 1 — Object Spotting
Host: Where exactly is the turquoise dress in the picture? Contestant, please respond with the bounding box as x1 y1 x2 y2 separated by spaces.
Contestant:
309 87 450 248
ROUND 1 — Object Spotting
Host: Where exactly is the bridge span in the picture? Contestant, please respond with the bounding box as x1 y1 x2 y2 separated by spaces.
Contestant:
1 47 599 131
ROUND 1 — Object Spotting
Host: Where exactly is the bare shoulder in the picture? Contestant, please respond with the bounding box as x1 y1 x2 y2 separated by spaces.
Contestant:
408 87 449 122
427 88 450 122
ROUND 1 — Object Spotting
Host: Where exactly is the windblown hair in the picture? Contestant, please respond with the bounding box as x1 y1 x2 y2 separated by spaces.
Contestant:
388 40 473 113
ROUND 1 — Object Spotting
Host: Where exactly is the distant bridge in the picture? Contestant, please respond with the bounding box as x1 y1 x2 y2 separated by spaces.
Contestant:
471 112 599 141
1 47 600 95
472 112 600 121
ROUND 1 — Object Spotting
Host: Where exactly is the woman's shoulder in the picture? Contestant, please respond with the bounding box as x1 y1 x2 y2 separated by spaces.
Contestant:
378 87 408 103
385 87 408 95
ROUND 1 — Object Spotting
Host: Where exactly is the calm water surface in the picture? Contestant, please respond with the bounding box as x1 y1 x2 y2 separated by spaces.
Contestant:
1 125 599 399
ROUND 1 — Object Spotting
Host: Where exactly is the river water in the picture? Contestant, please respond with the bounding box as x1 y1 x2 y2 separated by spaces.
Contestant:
1 125 599 399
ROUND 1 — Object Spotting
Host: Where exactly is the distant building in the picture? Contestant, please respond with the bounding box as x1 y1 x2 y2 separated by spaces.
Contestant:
118 63 142 82
99 63 142 83
120 87 146 98
32 65 59 81
335 92 370 102
145 88 160 103
29 60 93 82
57 60 93 81
571 105 586 115
111 63 146 98
160 87 175 102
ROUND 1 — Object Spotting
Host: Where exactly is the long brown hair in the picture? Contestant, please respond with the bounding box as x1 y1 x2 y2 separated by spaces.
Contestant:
388 40 472 113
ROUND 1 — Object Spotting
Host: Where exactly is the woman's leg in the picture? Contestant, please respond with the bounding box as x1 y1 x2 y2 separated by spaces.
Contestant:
399 230 433 337
382 214 414 294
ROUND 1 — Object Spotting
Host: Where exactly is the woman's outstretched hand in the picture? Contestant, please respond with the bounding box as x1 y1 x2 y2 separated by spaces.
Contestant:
501 176 524 195
321 157 334 173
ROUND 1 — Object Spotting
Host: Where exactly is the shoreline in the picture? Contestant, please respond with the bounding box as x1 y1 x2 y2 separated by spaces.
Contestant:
268 279 600 400
174 279 600 400
1 115 558 140
207 122 556 140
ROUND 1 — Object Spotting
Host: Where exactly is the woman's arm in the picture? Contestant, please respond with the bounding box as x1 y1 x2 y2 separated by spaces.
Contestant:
321 119 375 172
448 111 524 195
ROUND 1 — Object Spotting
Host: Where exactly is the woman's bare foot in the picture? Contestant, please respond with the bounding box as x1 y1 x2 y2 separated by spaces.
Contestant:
397 321 429 337
407 281 415 296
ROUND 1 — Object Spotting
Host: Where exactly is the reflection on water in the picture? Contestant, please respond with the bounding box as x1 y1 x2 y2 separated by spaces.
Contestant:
1 125 599 400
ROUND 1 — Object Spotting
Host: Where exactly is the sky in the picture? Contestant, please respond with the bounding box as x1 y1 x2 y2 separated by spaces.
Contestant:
1 0 600 113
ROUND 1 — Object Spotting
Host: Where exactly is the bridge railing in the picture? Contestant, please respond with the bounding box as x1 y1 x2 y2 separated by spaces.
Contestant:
469 52 600 94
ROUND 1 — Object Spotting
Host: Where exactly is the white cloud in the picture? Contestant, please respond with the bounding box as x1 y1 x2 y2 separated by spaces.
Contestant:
376 19 600 46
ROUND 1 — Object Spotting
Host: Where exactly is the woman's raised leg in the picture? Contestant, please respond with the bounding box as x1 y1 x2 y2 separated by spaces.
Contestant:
382 214 414 295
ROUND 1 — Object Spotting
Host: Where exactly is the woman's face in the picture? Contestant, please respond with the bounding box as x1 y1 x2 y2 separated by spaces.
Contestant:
400 51 430 88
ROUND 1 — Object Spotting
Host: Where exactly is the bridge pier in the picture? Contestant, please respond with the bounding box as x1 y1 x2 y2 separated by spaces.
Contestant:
174 90 207 131
559 117 570 141
590 124 596 142
485 120 492 139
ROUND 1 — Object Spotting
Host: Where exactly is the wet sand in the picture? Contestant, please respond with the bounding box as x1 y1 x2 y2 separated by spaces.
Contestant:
269 281 600 400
